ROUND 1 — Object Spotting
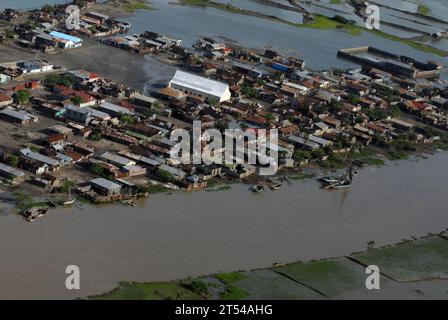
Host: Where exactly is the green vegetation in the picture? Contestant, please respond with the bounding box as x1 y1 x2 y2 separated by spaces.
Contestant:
91 281 203 300
89 163 112 179
119 114 136 124
187 279 209 297
1 29 16 40
60 179 76 193
370 29 448 57
45 73 77 87
241 83 260 99
70 96 85 105
287 173 315 181
14 89 32 105
319 154 347 169
353 236 448 281
181 0 243 14
417 4 430 16
216 119 229 132
158 169 176 183
89 132 102 141
18 201 49 211
385 134 418 161
273 259 368 298
181 0 448 57
215 272 249 300
350 148 385 166
93 235 448 300
41 4 56 14
6 155 20 167
122 0 154 13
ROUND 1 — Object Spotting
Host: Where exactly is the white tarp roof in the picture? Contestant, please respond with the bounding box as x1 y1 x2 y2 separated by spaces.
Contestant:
169 70 229 99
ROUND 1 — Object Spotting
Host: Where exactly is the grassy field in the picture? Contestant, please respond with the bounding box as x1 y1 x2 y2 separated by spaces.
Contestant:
352 236 448 282
273 259 374 298
91 235 448 300
122 0 154 13
91 281 204 300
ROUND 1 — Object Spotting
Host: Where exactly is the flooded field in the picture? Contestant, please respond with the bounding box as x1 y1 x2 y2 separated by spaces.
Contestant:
94 235 448 300
0 0 67 10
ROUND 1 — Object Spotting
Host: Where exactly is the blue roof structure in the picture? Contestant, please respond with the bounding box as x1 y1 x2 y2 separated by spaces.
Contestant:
49 31 82 44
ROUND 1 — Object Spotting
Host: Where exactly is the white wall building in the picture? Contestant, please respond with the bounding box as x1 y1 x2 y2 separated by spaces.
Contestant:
169 70 231 103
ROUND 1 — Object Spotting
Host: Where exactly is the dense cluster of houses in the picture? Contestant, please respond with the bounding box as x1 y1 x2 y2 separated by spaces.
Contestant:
1 1 130 53
0 13 447 203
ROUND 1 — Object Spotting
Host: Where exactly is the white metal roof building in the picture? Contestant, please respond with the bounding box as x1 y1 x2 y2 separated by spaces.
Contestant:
169 70 231 102
100 152 136 167
99 101 134 116
90 178 121 196
19 148 60 167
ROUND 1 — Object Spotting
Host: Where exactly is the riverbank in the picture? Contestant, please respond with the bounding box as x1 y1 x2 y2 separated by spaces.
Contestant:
91 233 448 299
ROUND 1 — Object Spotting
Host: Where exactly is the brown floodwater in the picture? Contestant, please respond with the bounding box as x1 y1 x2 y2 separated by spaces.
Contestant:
0 152 448 299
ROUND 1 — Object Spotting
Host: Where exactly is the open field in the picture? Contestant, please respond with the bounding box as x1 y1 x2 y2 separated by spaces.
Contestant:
90 235 448 300
352 236 448 282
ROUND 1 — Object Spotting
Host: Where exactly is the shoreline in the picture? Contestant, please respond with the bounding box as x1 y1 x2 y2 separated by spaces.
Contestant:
91 232 448 299
176 0 448 57
3 143 445 222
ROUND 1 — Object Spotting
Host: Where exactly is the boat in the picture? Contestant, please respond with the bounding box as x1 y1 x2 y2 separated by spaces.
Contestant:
252 184 264 193
321 166 354 190
270 183 282 191
63 198 76 206
63 189 76 206
326 179 352 190
319 175 345 184
22 207 48 222
122 199 137 207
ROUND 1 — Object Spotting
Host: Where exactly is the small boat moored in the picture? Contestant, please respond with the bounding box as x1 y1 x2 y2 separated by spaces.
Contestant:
63 198 76 206
270 183 282 191
252 184 264 193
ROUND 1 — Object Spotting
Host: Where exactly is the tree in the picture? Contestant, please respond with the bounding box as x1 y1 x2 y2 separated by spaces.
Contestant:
119 114 135 124
7 155 20 167
188 280 208 296
14 89 31 105
89 132 102 141
90 163 105 176
45 74 60 87
216 119 229 132
60 179 76 193
41 4 56 13
70 96 85 105
311 148 326 159
60 74 77 87
208 97 218 106
329 99 342 113
3 29 15 39
263 113 276 127
159 169 175 182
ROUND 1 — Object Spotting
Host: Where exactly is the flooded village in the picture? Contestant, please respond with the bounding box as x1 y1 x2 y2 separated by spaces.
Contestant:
0 0 447 221
1 0 448 300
